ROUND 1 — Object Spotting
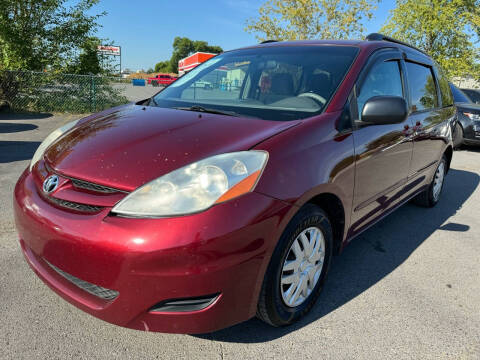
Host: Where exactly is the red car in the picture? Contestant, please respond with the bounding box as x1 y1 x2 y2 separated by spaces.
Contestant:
14 34 455 334
147 73 177 87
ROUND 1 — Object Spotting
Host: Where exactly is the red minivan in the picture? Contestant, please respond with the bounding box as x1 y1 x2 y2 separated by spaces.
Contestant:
14 34 455 333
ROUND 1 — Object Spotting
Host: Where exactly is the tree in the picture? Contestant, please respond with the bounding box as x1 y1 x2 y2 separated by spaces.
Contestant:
154 60 171 73
66 37 103 75
0 0 105 71
245 0 379 41
169 37 223 73
381 0 480 79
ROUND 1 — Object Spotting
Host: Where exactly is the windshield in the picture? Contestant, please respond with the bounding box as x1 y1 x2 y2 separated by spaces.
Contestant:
449 83 471 103
152 45 359 121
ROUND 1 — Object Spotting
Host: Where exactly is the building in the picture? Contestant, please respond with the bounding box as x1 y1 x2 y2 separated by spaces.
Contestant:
452 75 480 89
178 52 217 76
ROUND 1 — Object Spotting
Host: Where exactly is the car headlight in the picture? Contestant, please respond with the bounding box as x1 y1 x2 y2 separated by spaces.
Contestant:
29 119 80 171
111 151 268 217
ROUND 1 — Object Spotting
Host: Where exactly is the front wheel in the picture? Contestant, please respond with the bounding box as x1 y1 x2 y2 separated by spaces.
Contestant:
412 155 447 207
257 204 333 327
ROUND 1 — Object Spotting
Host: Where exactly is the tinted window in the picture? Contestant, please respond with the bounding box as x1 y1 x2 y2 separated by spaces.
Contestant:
449 83 471 103
460 89 480 104
406 62 438 111
357 60 403 119
152 46 359 121
436 66 454 106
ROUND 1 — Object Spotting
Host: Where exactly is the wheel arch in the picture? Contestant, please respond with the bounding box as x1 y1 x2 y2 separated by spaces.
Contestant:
306 193 346 255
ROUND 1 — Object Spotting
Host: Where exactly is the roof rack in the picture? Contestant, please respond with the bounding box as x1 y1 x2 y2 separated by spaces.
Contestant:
365 33 429 56
260 40 279 44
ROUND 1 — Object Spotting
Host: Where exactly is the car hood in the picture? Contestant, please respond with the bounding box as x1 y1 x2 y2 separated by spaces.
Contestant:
44 104 298 191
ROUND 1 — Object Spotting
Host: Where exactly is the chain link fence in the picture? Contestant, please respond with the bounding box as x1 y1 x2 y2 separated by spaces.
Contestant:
0 70 131 114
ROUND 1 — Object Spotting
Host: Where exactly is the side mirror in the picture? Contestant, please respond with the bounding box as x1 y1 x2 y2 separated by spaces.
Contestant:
361 96 408 125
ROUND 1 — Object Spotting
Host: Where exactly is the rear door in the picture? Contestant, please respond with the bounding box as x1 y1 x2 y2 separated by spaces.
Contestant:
406 61 454 178
349 49 414 235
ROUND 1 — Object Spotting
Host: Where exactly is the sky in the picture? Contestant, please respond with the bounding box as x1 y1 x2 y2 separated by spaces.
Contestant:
89 0 396 71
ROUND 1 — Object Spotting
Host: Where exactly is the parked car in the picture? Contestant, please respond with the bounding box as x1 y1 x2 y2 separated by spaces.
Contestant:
193 80 213 89
14 33 455 334
147 73 177 87
460 88 480 104
450 83 480 147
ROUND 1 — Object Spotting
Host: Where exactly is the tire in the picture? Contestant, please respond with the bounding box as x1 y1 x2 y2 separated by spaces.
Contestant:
152 81 158 87
412 155 447 207
453 123 463 149
257 204 333 327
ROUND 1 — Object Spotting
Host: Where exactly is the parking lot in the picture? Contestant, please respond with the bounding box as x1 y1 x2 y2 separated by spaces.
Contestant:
113 83 160 102
0 113 479 359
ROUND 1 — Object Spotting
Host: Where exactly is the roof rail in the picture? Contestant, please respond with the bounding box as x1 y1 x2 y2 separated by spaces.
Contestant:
260 40 279 44
365 33 429 56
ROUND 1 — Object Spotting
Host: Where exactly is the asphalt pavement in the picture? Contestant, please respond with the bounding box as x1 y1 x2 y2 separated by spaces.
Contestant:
0 113 479 359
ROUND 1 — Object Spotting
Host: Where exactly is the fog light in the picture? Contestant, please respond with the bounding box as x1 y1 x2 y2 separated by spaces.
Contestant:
150 294 220 313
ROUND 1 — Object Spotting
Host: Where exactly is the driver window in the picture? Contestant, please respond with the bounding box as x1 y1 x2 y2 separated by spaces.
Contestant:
357 60 403 121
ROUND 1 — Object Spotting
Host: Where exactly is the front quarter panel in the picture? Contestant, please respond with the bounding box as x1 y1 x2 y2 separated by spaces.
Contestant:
254 112 355 244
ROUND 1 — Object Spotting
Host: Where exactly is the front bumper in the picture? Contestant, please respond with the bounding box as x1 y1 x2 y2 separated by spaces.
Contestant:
14 169 292 333
464 122 480 145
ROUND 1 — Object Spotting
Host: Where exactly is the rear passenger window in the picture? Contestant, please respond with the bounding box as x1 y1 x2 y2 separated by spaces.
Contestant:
357 60 403 120
436 66 453 107
405 62 438 111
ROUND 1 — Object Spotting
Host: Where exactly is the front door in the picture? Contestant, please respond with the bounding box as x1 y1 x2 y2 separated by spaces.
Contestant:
349 51 414 236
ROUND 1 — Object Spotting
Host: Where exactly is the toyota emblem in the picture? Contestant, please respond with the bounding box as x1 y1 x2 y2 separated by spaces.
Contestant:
43 175 59 194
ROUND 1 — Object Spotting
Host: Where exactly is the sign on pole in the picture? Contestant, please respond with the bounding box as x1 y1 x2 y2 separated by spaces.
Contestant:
97 45 122 74
97 45 121 56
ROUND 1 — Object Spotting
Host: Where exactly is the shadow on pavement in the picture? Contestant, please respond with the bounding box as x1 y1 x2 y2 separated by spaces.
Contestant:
0 141 40 163
196 168 479 343
0 123 38 133
0 112 53 121
458 145 480 153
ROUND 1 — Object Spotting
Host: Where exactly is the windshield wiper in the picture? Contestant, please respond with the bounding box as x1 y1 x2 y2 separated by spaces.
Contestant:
172 105 240 117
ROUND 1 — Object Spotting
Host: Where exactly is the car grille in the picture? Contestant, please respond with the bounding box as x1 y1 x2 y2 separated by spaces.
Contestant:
44 163 126 195
45 260 119 301
47 197 104 213
71 178 126 194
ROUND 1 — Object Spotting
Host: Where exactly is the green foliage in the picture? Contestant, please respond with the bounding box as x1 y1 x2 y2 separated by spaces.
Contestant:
245 0 379 41
154 61 171 73
169 37 223 73
65 37 104 75
0 0 105 71
381 0 480 80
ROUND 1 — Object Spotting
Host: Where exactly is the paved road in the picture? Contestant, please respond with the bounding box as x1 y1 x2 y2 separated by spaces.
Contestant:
113 83 161 102
1 113 479 359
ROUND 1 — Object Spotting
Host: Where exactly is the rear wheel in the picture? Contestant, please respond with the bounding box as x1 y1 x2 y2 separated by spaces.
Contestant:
257 204 333 327
453 123 464 149
412 155 447 207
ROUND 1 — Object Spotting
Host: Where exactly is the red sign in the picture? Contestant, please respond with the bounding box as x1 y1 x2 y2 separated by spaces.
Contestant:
97 45 121 56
